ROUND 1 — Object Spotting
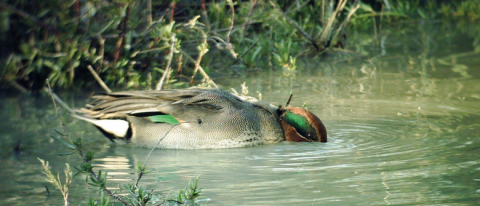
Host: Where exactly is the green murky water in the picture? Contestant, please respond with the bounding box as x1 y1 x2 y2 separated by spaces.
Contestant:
1 23 480 205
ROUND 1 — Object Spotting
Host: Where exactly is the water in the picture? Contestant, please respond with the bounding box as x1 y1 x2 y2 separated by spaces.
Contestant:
1 23 480 205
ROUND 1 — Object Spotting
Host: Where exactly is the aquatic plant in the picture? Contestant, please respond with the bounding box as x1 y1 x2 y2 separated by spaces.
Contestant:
37 81 203 205
38 158 72 206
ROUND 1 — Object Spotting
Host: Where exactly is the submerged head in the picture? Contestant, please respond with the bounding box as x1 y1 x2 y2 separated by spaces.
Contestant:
277 106 327 142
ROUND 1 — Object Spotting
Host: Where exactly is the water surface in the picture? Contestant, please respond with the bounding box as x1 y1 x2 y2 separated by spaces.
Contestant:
1 23 480 205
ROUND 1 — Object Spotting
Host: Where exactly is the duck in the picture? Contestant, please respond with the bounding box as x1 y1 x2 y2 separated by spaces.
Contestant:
74 88 327 149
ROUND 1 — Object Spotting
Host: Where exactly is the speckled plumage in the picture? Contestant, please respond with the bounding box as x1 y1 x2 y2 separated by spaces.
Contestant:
76 88 326 149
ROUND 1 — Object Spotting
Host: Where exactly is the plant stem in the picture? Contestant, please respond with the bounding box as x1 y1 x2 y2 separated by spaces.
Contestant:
114 3 130 64
268 0 321 51
156 34 176 90
226 0 238 58
136 123 180 187
87 65 112 93
46 81 130 205
243 0 259 32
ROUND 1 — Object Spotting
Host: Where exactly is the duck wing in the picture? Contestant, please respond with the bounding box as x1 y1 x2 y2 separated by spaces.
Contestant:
80 88 248 123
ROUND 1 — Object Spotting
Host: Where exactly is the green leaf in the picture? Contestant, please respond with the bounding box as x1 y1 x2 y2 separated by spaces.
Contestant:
58 151 76 156
50 135 76 149
148 115 179 124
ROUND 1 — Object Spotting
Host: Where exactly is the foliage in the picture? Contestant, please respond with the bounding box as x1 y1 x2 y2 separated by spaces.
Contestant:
165 176 202 205
0 0 368 92
440 0 480 21
38 158 72 206
2 0 479 93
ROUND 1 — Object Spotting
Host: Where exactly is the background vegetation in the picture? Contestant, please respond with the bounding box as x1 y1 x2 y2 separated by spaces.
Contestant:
1 0 478 93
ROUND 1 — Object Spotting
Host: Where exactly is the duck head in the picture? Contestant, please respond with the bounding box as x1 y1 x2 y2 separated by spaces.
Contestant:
277 106 327 142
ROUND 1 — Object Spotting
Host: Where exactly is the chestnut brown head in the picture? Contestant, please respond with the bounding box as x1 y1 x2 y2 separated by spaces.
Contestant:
278 106 327 142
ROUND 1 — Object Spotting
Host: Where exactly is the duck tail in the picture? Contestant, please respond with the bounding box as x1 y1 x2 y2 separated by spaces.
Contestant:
72 114 131 142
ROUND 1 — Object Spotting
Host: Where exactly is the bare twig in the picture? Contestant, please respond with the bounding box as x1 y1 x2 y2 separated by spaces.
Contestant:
38 158 71 206
179 49 217 88
176 53 183 75
147 0 152 25
238 38 260 60
44 81 75 206
114 3 130 64
318 0 348 43
226 0 235 44
156 34 176 90
268 0 321 51
285 0 311 15
268 27 273 71
187 29 217 87
87 65 112 93
201 0 211 30
46 79 71 140
136 123 181 187
242 0 258 32
86 164 129 205
233 38 260 65
40 88 75 114
170 1 176 22
322 0 325 25
285 94 293 107
7 80 29 93
46 79 129 205
226 0 238 58
131 8 170 49
332 0 360 44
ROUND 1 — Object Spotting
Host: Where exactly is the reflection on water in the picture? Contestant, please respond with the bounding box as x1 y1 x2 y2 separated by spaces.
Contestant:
1 23 480 205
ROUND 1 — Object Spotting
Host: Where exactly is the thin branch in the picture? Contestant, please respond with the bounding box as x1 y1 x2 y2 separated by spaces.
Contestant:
187 29 216 87
189 44 208 86
226 0 238 58
136 123 181 187
318 0 348 43
46 79 71 141
175 53 183 75
332 0 360 44
179 49 217 88
7 80 29 93
268 0 320 51
114 3 130 64
156 34 176 90
201 0 211 31
170 2 176 22
238 38 260 60
322 0 325 25
285 0 311 15
87 65 112 93
226 0 235 44
89 169 129 205
268 27 273 71
41 87 75 114
285 94 293 107
46 81 129 205
131 7 170 49
232 38 260 66
242 0 259 32
73 137 130 205
147 0 152 25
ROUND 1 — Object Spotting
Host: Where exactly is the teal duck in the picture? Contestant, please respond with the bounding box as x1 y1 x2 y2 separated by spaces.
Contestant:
75 88 327 149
